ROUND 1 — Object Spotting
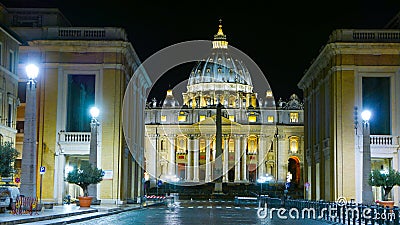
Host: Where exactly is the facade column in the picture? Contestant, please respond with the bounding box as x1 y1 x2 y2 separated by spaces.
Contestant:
169 135 176 175
234 135 241 182
53 153 65 204
205 137 211 182
212 139 216 162
212 137 216 178
187 136 193 181
223 135 229 182
258 134 265 179
193 137 200 182
242 135 248 181
148 135 157 180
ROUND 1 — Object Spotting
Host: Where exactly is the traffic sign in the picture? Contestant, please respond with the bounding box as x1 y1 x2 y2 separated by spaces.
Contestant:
40 166 46 175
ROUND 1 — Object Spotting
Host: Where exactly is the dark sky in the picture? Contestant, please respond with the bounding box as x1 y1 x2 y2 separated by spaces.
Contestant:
2 0 400 103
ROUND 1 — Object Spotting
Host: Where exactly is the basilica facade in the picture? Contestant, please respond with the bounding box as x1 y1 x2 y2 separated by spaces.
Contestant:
144 25 305 189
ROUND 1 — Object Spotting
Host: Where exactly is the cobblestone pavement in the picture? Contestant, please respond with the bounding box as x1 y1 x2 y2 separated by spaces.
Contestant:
71 200 335 225
0 202 144 225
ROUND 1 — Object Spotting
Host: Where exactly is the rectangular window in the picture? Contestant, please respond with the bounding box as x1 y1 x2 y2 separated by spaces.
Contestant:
66 74 95 132
8 50 14 73
16 121 24 133
7 103 12 127
0 42 3 66
267 116 274 123
18 82 27 103
290 112 299 123
161 115 167 122
178 115 186 122
248 115 257 123
362 77 390 135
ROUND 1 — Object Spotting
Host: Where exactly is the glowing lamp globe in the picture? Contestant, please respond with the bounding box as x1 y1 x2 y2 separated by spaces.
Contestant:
361 110 371 121
90 107 100 118
25 64 39 79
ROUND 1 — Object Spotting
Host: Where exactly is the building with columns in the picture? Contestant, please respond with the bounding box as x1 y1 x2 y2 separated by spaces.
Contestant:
0 5 150 204
298 27 400 202
144 25 305 189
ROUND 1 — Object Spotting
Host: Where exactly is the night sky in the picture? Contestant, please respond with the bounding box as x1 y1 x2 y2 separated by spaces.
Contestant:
2 0 400 103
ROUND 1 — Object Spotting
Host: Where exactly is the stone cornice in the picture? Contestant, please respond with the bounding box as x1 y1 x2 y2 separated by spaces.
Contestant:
298 42 400 91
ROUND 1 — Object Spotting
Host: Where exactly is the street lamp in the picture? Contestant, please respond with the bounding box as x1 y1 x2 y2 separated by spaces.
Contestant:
361 109 373 205
20 64 39 198
89 106 100 203
257 174 273 195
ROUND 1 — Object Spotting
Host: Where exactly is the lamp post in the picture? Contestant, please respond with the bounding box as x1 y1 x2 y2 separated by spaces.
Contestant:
361 110 373 205
257 177 266 195
89 106 100 203
257 174 273 195
20 64 39 198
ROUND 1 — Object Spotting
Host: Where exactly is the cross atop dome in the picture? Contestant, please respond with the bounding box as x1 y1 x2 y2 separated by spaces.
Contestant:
213 19 228 49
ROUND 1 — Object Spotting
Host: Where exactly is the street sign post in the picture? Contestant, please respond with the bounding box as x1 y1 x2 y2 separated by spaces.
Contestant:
39 166 45 204
39 166 46 175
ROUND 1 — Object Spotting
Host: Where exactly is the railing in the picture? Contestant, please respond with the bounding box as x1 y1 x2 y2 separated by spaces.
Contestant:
329 29 400 43
259 196 400 224
370 135 398 146
13 27 128 41
54 27 128 40
11 196 39 215
59 132 91 143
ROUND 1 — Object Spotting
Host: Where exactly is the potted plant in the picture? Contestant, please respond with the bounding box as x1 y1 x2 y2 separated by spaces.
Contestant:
368 168 400 208
66 161 104 207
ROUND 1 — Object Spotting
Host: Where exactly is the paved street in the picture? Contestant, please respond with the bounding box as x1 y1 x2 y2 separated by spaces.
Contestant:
71 200 333 225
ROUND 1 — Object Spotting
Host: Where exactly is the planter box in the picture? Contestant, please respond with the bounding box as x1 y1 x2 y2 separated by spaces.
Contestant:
377 200 395 209
43 202 54 209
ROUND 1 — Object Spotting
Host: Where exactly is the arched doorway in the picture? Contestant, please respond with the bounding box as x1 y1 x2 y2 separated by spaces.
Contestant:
288 156 300 188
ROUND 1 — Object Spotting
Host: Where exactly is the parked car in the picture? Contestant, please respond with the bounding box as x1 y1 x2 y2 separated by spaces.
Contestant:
0 186 20 210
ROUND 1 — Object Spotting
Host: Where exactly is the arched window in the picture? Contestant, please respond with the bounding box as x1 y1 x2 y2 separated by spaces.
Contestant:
289 136 299 153
177 137 186 154
247 136 257 154
200 139 206 153
160 140 165 151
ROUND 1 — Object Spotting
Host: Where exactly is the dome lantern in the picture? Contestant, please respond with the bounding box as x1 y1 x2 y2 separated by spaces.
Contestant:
212 19 228 49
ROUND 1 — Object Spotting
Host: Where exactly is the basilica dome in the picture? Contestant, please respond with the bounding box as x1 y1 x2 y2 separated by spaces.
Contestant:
183 23 256 108
187 24 253 93
187 51 253 87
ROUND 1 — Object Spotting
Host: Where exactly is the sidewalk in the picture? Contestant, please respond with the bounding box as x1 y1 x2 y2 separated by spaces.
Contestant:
0 201 163 225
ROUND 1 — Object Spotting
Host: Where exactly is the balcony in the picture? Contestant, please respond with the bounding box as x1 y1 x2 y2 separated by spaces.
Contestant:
58 131 91 155
371 135 399 146
369 135 400 155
